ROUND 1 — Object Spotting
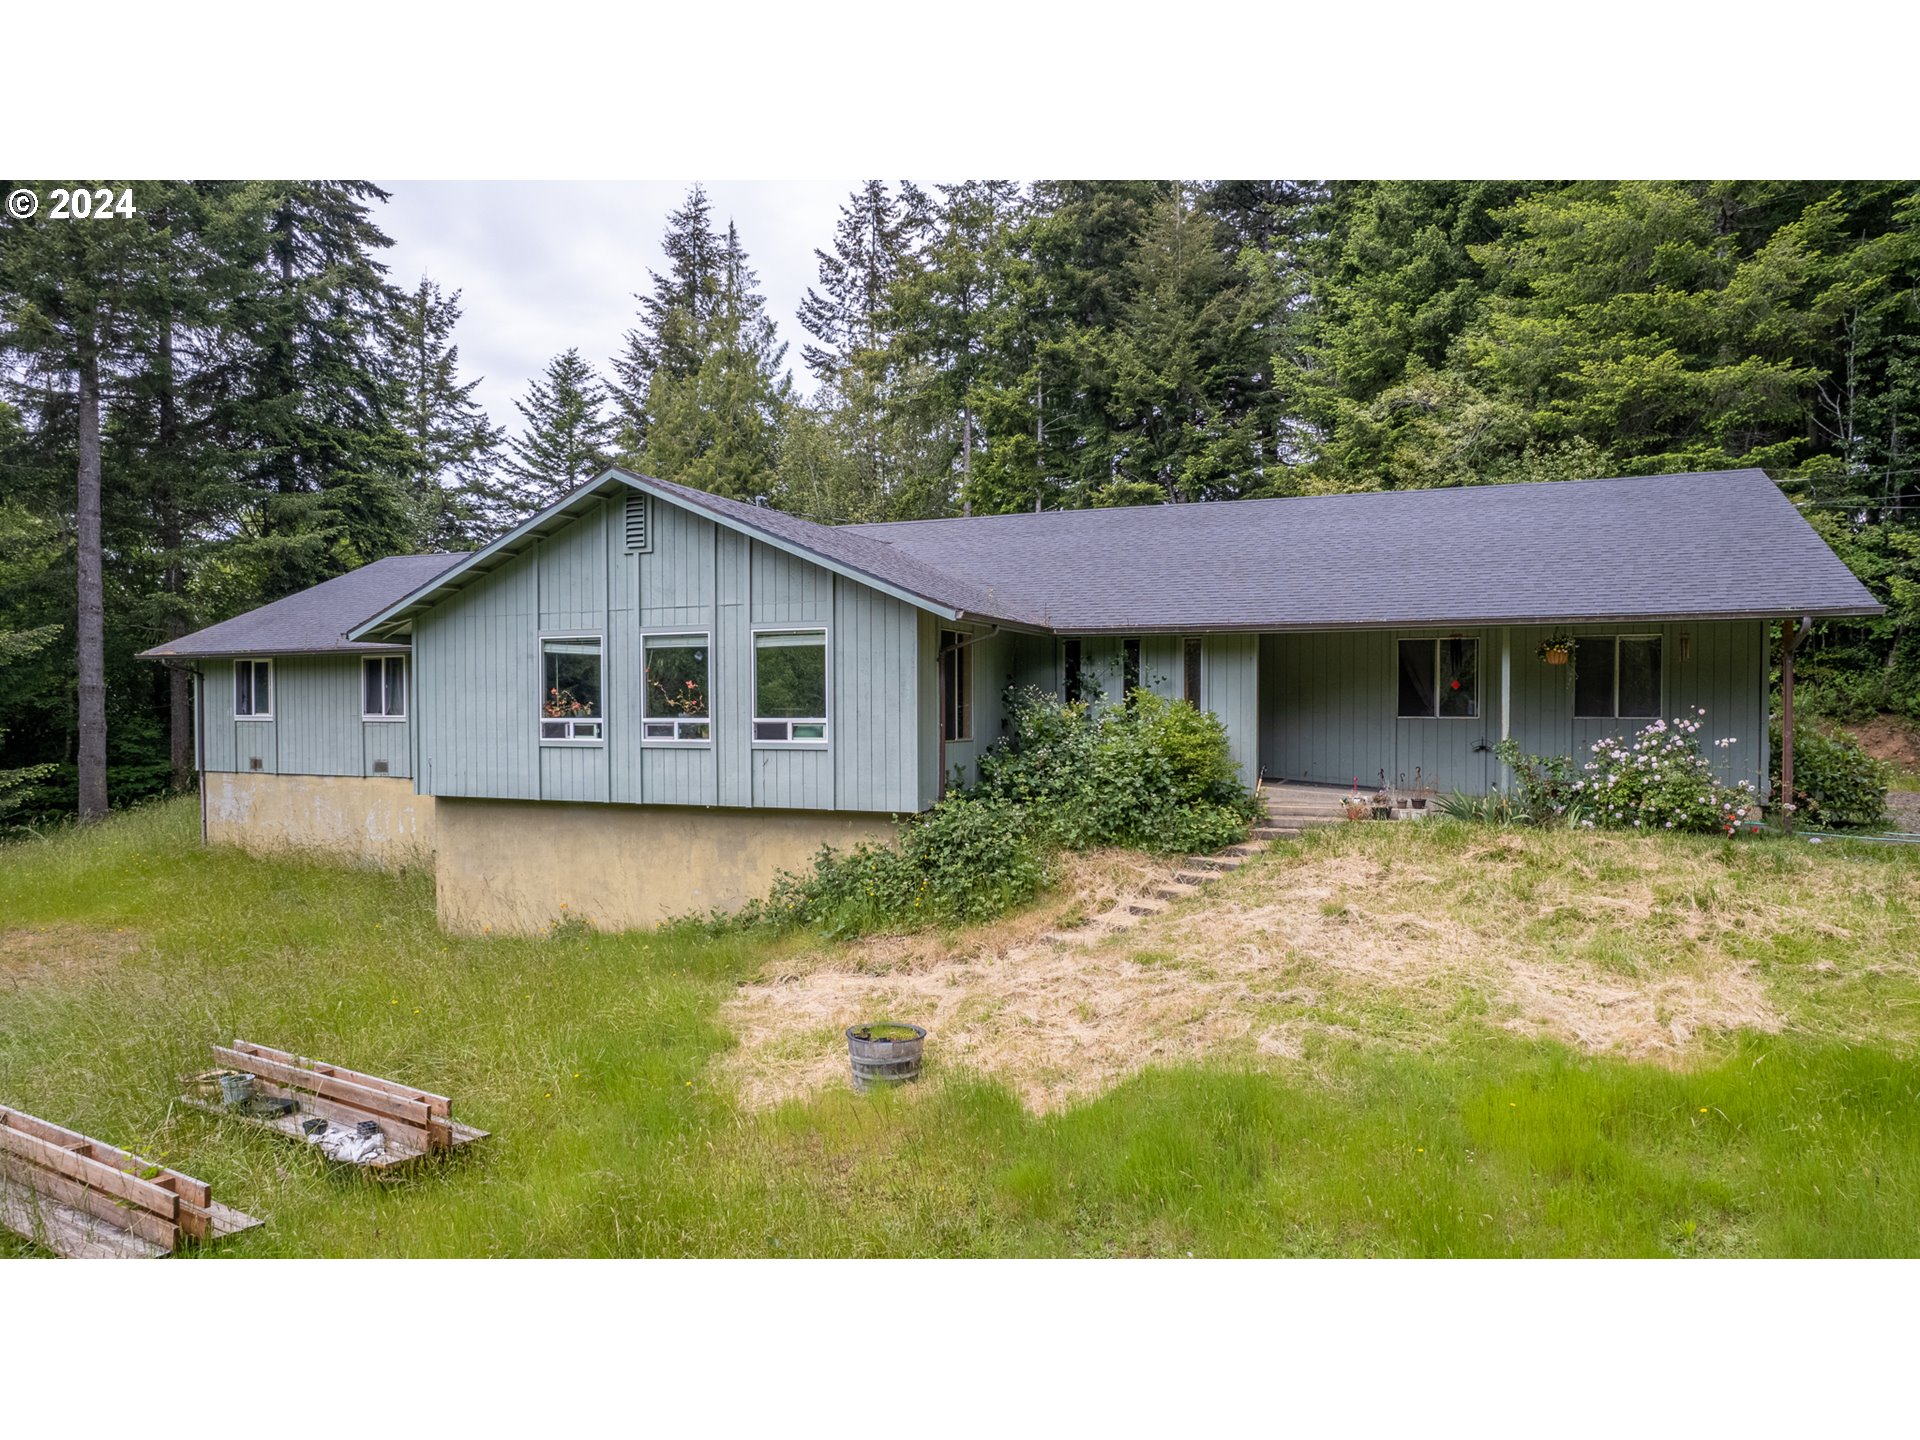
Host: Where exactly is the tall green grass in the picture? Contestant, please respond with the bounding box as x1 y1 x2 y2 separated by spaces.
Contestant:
3 798 1918 1256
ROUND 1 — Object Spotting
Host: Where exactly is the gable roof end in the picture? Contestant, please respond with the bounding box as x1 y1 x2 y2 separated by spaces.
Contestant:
347 468 1046 643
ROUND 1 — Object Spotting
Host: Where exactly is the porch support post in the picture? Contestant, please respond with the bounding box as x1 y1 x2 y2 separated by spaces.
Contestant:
1499 628 1512 789
1780 615 1803 836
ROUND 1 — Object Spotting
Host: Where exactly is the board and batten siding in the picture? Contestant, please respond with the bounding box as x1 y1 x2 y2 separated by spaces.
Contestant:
1259 621 1769 795
198 654 412 779
412 494 926 813
934 631 1260 792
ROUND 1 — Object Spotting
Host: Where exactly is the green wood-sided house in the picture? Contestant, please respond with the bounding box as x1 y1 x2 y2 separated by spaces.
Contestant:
142 467 1881 934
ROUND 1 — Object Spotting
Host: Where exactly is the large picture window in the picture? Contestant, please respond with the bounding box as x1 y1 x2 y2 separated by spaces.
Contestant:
1575 635 1662 719
541 637 603 742
234 659 272 719
362 656 407 719
643 633 710 742
941 630 972 742
753 629 827 743
1397 637 1478 719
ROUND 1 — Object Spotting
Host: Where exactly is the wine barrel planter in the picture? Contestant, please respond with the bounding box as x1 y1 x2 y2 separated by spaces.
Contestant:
846 1022 926 1092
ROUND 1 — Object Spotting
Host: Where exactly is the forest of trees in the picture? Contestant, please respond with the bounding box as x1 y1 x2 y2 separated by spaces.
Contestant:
3 179 1918 824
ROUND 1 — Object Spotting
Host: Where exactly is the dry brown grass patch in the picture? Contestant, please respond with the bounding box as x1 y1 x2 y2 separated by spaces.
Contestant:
717 825 1920 1113
0 924 145 988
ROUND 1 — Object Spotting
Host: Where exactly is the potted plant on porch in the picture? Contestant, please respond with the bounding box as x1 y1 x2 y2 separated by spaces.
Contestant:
1536 634 1574 666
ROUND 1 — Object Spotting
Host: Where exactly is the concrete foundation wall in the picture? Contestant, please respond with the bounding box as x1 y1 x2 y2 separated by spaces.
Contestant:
433 797 897 935
204 771 435 868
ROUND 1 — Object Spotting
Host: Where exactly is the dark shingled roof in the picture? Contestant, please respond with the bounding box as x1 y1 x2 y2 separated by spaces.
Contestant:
844 469 1882 632
181 468 1880 660
137 554 461 659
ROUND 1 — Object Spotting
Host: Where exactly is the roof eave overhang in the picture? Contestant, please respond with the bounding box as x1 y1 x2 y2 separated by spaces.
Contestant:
1045 604 1885 636
136 641 413 661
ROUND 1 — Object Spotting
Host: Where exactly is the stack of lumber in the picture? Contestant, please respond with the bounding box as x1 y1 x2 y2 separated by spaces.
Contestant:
0 1105 260 1258
182 1039 487 1169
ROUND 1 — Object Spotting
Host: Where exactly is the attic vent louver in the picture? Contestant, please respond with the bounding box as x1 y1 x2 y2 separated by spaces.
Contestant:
624 492 652 553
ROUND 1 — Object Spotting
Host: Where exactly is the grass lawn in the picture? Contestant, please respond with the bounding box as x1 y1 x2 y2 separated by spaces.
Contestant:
5 796 1920 1257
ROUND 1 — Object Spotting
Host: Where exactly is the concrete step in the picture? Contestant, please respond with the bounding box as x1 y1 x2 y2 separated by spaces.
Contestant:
1252 825 1302 840
1184 856 1238 872
1125 901 1164 917
1170 870 1211 886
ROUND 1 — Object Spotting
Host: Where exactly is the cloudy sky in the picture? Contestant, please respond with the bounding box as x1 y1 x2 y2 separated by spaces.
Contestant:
378 180 867 435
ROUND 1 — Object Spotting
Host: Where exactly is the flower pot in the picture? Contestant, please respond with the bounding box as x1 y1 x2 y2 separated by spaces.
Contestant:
217 1072 255 1108
1544 651 1570 665
847 1022 926 1091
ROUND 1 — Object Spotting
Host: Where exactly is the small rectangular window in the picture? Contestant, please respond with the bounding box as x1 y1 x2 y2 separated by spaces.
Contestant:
1398 638 1477 718
541 637 603 742
1123 636 1141 707
234 659 272 719
1576 635 1662 719
642 633 711 742
1063 639 1084 704
941 631 973 742
1183 638 1203 706
753 629 827 743
362 656 406 719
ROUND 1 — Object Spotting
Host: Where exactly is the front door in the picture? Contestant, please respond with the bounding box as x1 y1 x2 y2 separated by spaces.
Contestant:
1391 632 1492 798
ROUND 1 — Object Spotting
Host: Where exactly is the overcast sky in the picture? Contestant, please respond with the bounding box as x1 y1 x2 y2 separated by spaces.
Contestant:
377 180 867 435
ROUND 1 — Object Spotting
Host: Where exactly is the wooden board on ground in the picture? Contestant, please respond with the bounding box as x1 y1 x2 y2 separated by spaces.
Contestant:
180 1039 488 1171
0 1105 261 1258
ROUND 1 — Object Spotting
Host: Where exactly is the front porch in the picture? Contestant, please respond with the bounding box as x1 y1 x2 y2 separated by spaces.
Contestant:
1254 621 1772 797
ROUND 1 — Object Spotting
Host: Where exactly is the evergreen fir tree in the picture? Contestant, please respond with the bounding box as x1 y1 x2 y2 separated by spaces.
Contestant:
392 277 506 545
610 184 725 451
503 348 615 510
885 181 1025 513
212 180 417 596
797 181 931 385
635 224 791 500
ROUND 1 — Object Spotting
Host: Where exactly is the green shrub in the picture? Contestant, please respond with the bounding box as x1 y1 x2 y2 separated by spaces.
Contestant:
740 796 1047 938
1771 717 1892 829
737 687 1257 937
978 687 1259 853
1490 739 1584 824
1490 711 1757 835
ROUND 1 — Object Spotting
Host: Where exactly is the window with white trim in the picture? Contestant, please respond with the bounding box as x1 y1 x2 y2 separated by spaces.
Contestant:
234 659 273 719
1574 635 1662 719
643 633 711 742
541 637 604 741
752 629 827 742
362 656 407 719
1397 637 1478 718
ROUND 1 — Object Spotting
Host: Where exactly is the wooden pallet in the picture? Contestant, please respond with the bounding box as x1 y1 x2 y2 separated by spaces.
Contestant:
0 1106 260 1258
181 1040 487 1170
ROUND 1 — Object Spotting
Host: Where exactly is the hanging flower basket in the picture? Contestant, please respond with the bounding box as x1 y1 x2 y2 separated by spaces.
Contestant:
1536 635 1574 666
